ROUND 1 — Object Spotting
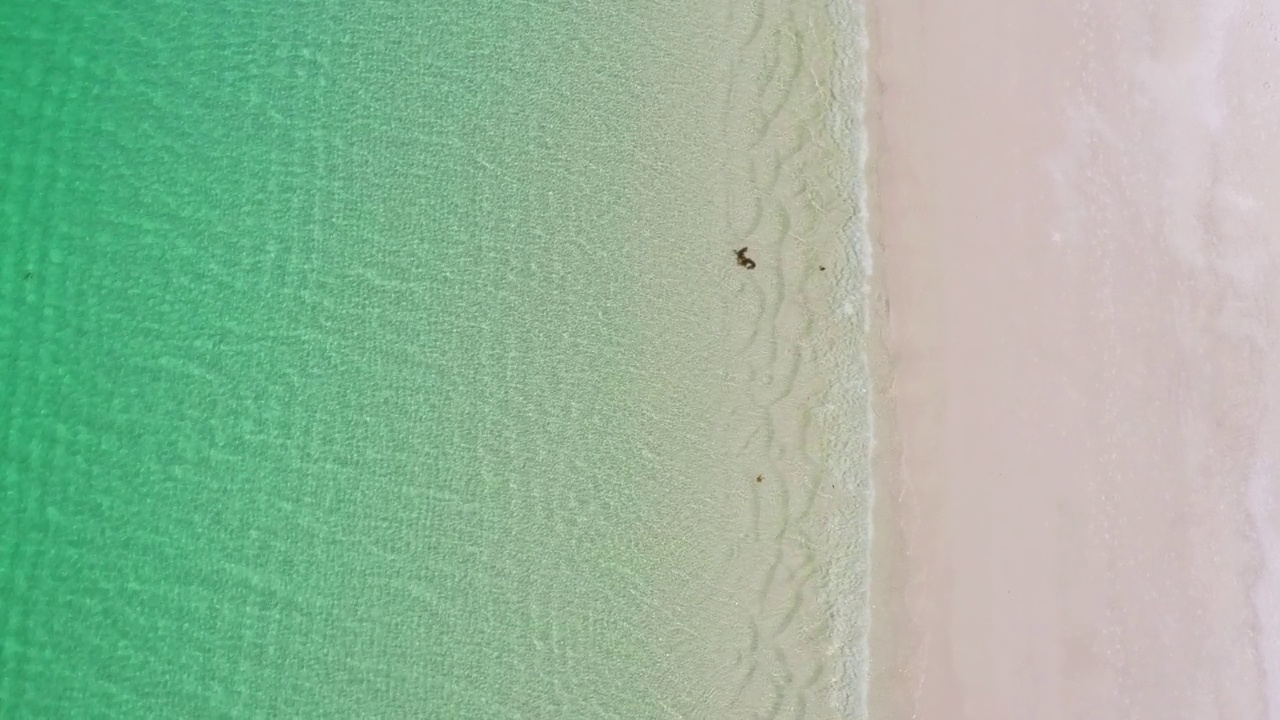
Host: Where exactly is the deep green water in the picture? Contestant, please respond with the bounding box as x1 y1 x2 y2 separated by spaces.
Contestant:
1 1 760 716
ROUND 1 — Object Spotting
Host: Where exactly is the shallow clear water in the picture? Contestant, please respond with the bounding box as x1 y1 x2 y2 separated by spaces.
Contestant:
1 1 867 716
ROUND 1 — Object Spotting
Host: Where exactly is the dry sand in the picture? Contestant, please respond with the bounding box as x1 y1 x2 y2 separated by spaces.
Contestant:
867 0 1280 717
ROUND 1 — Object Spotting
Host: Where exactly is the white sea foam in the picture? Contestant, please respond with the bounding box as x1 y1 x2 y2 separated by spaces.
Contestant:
827 1 873 718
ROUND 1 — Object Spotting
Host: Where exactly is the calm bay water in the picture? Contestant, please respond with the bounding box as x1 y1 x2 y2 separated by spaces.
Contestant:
1 1 866 716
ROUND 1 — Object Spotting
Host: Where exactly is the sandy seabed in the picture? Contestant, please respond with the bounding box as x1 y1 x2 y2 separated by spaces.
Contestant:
689 0 872 715
866 1 1280 717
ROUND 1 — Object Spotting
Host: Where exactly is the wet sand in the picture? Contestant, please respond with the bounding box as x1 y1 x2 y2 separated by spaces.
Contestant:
867 1 1279 717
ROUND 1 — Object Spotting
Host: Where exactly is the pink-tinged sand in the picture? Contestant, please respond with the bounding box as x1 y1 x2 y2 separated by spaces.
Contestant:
867 1 1280 717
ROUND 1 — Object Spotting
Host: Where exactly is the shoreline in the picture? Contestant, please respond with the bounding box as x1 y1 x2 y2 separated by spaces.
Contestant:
827 0 875 717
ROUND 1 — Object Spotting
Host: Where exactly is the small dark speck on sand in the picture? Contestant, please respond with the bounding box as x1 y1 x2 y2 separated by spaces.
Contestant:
735 247 756 270
819 266 826 271
756 474 763 483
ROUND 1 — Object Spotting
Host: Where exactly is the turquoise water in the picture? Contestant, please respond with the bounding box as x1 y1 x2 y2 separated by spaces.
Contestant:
2 1 865 716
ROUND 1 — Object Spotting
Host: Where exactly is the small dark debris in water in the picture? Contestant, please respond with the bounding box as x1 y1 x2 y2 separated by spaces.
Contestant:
22 271 33 281
735 247 756 270
756 474 763 483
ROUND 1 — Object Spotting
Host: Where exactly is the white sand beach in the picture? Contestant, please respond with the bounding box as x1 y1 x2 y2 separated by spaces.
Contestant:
867 1 1280 717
